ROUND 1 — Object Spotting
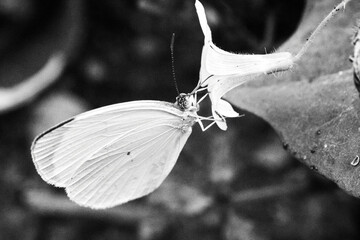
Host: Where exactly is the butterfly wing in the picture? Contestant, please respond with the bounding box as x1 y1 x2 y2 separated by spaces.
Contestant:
31 100 193 209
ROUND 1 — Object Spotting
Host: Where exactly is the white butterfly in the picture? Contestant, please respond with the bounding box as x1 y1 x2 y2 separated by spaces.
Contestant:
31 91 219 209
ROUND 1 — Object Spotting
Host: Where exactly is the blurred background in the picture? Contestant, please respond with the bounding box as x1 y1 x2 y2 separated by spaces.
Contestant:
1 0 360 239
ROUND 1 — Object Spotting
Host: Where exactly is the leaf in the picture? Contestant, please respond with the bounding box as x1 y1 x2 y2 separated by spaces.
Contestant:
225 0 360 197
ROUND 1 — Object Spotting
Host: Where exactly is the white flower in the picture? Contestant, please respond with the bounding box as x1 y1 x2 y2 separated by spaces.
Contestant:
195 0 294 130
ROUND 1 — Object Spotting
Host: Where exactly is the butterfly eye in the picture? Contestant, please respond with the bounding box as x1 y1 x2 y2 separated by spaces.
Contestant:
176 93 191 110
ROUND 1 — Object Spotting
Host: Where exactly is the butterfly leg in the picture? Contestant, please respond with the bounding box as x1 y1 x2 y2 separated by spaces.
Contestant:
202 121 216 131
193 87 207 100
196 116 217 131
191 85 207 95
196 118 216 131
197 93 208 104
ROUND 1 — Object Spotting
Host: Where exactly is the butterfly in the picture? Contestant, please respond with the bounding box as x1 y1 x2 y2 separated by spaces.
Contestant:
31 90 223 209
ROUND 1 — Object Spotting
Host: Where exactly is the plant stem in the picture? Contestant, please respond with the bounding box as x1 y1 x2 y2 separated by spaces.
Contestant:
294 0 353 62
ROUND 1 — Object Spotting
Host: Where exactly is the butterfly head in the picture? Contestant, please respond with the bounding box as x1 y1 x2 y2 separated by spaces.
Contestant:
175 93 198 112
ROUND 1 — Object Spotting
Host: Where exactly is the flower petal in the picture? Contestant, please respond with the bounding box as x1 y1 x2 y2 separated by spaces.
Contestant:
195 0 294 84
195 0 295 130
195 0 212 42
212 107 227 131
216 99 239 118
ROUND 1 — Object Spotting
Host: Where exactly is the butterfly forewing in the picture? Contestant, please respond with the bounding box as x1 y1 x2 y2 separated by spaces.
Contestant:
31 100 194 208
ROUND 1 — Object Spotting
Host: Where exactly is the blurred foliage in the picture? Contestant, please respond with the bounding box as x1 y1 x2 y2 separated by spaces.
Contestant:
1 0 360 240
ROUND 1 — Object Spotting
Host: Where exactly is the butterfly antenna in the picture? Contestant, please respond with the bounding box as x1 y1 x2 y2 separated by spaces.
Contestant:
170 33 180 96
